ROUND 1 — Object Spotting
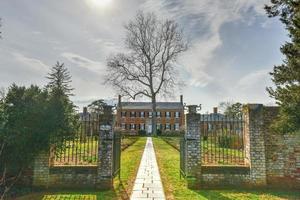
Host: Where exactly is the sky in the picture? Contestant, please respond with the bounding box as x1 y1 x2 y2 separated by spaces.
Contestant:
0 0 288 113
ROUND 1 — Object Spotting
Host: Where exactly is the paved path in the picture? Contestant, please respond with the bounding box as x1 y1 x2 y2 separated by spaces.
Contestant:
130 137 166 200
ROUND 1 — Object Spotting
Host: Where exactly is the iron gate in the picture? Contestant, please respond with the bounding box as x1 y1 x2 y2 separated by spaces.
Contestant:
112 131 121 179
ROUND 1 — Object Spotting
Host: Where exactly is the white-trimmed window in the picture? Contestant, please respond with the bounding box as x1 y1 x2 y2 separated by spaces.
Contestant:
130 111 136 118
140 111 144 118
175 111 180 118
165 111 171 118
121 123 126 130
157 123 161 130
130 123 135 130
157 111 161 117
121 111 126 117
165 123 170 130
175 123 180 131
149 111 152 118
140 123 145 130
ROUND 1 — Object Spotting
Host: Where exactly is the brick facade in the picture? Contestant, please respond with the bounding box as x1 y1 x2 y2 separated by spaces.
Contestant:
116 95 185 134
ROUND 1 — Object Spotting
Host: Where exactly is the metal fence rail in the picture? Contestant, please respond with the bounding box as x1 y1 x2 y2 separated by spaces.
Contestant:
113 131 121 178
180 137 187 178
200 113 245 165
52 113 101 166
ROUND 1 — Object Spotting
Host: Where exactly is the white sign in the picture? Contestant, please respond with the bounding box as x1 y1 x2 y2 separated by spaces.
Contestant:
100 125 111 131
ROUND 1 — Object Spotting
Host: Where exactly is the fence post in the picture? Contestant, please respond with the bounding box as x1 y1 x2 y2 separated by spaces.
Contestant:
243 104 267 187
97 106 114 189
185 105 201 189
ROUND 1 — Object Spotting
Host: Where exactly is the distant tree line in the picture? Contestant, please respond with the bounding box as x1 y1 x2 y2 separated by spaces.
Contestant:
218 101 243 116
0 62 78 199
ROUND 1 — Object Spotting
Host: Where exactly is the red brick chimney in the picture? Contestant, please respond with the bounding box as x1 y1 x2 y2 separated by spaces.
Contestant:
118 95 121 107
213 107 218 114
180 95 183 105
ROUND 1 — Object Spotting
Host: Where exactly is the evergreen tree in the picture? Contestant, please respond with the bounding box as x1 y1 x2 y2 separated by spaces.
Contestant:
265 1 300 133
46 62 78 141
46 61 74 96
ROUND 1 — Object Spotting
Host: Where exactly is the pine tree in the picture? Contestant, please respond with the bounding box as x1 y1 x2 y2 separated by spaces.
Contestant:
265 1 300 133
46 62 78 139
46 61 74 96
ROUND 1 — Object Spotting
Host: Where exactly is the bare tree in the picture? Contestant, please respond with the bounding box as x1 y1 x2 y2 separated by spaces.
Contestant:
105 12 187 134
0 18 2 38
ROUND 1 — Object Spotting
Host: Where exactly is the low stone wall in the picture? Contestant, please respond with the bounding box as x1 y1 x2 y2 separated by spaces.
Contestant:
32 152 98 189
200 166 251 188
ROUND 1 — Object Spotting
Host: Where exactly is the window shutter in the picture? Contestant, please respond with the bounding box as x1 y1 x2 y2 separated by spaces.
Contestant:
179 112 181 117
174 124 176 130
165 124 166 129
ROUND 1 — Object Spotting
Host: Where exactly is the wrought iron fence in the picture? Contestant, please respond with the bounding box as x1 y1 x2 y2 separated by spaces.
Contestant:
180 137 187 178
51 113 101 166
113 131 121 178
200 113 245 165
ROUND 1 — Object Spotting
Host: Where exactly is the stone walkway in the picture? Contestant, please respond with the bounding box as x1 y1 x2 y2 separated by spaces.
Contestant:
130 137 166 200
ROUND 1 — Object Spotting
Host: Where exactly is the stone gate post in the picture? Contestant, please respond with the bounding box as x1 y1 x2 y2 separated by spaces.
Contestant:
243 104 267 187
185 105 201 188
97 105 114 189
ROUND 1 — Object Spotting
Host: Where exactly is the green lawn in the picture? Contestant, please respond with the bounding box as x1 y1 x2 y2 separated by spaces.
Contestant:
52 136 139 166
152 137 300 200
160 136 244 165
16 137 147 200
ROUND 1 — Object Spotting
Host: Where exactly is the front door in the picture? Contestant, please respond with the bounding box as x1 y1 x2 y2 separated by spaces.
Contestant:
147 124 152 134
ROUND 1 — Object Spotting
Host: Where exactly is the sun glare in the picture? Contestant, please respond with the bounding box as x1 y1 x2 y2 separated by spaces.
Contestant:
90 0 112 8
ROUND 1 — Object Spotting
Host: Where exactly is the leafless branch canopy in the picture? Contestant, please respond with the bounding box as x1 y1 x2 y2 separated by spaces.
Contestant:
105 12 187 100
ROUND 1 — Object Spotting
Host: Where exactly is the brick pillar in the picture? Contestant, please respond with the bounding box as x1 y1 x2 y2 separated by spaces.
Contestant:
97 106 114 189
185 105 201 188
244 104 267 187
32 151 50 188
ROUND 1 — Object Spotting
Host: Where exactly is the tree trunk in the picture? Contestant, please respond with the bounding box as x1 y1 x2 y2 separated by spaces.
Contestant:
151 95 157 135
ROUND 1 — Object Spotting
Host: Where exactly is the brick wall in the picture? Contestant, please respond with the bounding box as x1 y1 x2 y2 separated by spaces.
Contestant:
264 107 300 189
32 152 99 189
184 104 300 189
32 110 116 189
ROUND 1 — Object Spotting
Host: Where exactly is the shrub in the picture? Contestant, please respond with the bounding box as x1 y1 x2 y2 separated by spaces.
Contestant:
218 135 243 149
138 129 146 136
156 129 161 136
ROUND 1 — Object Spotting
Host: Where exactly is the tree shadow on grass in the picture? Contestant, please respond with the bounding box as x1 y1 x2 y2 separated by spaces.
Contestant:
194 189 300 200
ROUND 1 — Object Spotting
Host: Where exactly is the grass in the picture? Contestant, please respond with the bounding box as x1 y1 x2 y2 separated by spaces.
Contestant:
15 137 147 200
52 136 139 166
160 136 245 165
152 137 300 200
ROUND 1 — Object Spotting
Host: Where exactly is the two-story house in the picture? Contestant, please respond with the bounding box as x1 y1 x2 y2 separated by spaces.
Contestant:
116 95 185 134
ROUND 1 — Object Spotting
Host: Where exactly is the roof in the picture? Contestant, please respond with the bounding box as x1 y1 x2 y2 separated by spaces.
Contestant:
120 102 184 110
200 113 243 121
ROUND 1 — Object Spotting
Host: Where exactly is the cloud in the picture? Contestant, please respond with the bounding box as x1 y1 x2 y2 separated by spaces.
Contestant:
141 0 270 87
61 52 105 74
237 69 270 90
12 52 49 72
